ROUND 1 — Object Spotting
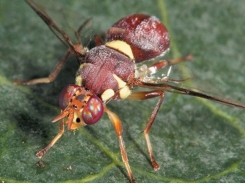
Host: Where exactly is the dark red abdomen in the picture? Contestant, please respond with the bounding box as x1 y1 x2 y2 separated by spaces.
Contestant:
106 14 170 63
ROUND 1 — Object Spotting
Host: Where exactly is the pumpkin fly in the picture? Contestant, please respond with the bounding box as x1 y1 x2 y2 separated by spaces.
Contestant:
15 0 245 182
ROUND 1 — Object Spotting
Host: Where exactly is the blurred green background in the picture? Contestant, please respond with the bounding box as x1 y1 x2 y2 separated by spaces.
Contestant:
0 0 245 182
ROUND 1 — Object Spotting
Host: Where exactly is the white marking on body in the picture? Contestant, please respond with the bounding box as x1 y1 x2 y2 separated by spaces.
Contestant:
76 63 88 86
106 40 134 60
113 74 131 99
75 75 82 86
101 89 115 102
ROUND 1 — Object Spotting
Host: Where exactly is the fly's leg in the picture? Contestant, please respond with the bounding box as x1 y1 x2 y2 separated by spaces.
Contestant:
36 119 65 158
104 107 136 183
94 35 103 46
14 13 91 85
137 55 193 83
14 50 71 85
147 54 193 76
127 90 165 170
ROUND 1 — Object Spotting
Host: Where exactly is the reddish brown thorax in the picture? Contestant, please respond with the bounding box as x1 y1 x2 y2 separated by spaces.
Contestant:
76 45 134 98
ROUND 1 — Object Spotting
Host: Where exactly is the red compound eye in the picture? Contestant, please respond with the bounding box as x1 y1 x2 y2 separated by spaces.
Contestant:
82 95 104 125
59 84 80 110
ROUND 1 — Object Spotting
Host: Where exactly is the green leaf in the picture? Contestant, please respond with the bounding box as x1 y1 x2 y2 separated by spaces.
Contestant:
1 0 245 182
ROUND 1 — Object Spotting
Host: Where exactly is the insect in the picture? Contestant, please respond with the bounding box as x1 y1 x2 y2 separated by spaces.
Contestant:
15 0 245 182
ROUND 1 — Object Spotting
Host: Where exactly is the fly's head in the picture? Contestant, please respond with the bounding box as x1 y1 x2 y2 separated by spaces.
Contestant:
53 84 104 130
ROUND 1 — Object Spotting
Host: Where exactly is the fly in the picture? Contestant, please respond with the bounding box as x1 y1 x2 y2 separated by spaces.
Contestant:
15 0 245 182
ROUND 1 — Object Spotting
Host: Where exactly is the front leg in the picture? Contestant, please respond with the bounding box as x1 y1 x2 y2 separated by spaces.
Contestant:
36 119 65 158
104 107 136 183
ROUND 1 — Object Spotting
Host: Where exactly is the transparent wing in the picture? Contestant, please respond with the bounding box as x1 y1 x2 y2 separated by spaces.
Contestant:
135 56 245 109
137 80 245 109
